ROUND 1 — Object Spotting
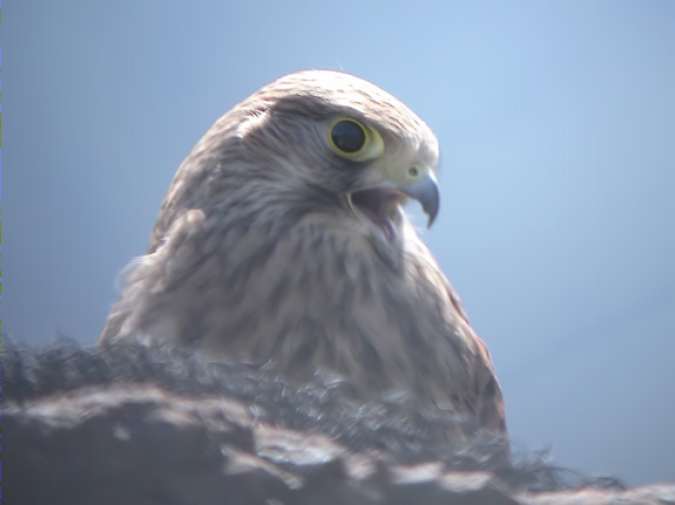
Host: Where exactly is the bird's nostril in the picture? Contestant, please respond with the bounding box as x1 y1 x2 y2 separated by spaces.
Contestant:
409 167 419 177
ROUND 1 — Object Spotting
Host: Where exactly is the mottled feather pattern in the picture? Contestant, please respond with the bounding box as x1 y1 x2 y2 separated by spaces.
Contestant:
100 70 506 441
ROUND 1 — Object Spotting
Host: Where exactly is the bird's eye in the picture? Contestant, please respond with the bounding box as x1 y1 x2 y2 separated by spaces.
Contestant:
327 117 384 162
331 120 366 153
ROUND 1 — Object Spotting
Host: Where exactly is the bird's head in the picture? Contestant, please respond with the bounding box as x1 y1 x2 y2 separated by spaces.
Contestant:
198 70 440 239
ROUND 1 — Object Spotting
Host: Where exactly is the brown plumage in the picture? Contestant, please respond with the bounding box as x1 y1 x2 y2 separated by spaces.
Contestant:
100 70 506 440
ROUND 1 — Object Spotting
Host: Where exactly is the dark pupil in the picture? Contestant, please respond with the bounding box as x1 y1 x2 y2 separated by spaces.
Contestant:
331 120 366 153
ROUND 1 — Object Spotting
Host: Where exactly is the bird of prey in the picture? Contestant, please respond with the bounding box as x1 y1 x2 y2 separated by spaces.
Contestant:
100 70 506 438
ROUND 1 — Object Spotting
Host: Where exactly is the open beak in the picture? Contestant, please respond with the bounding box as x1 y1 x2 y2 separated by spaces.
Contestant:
349 166 440 236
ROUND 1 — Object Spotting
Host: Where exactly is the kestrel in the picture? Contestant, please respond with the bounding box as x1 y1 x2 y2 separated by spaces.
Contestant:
100 70 506 439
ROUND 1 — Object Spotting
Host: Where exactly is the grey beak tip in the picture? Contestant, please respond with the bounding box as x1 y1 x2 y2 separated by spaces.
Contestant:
425 202 439 228
399 170 440 229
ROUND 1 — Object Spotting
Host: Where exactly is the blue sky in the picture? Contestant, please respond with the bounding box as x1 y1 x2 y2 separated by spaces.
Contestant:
4 0 675 484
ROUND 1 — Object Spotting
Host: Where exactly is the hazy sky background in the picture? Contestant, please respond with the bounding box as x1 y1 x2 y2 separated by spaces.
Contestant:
4 0 674 484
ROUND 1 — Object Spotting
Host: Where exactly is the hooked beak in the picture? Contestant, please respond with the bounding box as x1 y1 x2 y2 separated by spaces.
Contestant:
349 166 440 236
398 170 440 227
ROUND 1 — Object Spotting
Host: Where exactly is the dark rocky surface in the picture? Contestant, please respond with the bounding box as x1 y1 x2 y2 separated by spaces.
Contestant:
3 341 673 504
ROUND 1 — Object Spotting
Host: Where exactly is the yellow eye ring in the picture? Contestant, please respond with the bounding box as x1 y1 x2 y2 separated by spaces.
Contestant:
327 117 384 162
